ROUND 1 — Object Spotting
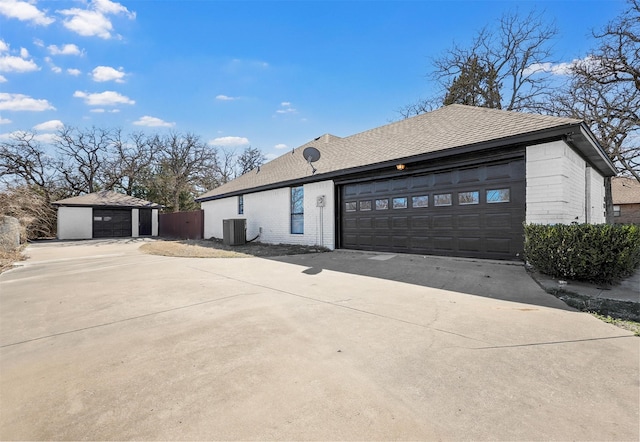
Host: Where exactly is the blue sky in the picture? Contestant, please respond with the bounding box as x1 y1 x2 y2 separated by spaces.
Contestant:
0 0 627 160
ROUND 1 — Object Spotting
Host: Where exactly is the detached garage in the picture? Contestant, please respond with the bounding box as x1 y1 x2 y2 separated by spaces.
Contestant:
196 105 617 260
52 191 161 240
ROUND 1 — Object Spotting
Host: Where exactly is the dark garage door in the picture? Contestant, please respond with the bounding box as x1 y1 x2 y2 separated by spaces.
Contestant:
93 209 132 238
340 158 525 260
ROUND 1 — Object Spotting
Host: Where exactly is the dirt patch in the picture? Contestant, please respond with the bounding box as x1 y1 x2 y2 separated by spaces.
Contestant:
140 239 329 259
0 246 26 274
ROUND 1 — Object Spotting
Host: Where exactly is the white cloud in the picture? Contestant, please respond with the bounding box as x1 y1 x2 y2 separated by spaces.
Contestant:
524 59 581 77
48 44 82 56
0 75 7 83
0 117 12 124
0 47 38 73
0 93 55 111
216 94 238 101
20 47 28 58
58 0 136 39
33 39 44 48
51 65 62 73
0 130 57 144
73 90 135 106
33 119 64 131
0 0 54 26
210 136 250 147
67 68 81 76
90 108 105 113
274 143 288 150
133 116 175 127
276 102 297 114
91 65 125 82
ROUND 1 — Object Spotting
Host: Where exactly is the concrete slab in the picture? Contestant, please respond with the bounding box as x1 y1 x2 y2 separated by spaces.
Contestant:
1 240 638 440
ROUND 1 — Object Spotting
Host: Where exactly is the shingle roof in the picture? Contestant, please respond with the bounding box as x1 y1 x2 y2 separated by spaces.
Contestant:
52 190 162 208
612 177 640 204
196 104 606 201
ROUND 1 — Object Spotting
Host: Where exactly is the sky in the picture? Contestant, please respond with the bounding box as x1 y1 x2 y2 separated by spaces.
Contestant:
0 0 629 160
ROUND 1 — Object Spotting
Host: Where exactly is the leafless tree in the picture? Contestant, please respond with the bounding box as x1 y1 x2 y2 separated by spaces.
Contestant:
549 0 639 181
105 130 158 196
153 132 218 212
237 146 266 175
400 9 558 117
54 126 114 195
0 131 56 197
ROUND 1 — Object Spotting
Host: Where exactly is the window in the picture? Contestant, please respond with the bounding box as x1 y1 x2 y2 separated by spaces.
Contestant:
458 191 479 205
291 186 304 234
393 197 408 209
345 201 357 212
375 199 389 210
360 200 372 211
412 195 429 208
613 205 621 217
486 188 510 203
238 195 244 214
434 193 452 206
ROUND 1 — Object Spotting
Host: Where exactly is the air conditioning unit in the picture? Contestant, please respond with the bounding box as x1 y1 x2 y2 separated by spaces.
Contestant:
222 219 246 245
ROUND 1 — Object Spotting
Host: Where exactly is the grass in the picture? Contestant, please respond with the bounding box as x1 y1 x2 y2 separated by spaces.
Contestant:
590 312 640 336
139 238 329 259
139 240 250 258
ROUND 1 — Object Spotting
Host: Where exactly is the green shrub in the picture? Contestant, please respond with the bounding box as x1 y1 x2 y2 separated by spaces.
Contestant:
524 223 640 284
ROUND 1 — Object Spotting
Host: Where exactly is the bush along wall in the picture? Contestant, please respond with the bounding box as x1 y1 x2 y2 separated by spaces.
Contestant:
524 223 640 285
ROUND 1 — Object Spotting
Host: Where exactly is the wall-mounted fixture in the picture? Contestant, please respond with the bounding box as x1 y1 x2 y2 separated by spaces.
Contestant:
396 164 406 171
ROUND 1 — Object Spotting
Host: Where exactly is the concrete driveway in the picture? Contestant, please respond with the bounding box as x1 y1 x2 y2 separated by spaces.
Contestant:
1 239 638 440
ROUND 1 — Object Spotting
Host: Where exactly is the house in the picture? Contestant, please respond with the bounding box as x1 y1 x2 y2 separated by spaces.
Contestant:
52 190 161 240
195 105 616 260
612 177 640 224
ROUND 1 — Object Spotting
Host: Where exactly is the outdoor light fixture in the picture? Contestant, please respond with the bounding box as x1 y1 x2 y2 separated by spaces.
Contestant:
396 164 406 171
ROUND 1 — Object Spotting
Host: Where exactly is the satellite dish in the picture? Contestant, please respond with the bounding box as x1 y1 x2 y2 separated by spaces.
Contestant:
303 146 321 163
302 147 320 175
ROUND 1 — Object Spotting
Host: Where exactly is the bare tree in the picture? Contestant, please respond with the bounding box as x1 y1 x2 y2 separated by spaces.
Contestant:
237 146 266 175
105 130 158 196
401 9 558 117
549 0 639 181
0 131 56 197
153 132 218 212
54 126 114 195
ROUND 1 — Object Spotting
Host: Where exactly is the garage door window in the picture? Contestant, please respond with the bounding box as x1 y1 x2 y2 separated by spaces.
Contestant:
393 197 408 209
345 201 357 212
375 199 389 210
487 188 510 203
360 200 372 211
434 193 452 206
458 191 479 205
412 195 429 208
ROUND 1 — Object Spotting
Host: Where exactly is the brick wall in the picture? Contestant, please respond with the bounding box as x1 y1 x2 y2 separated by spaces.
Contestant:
614 203 640 224
57 207 92 239
526 140 606 225
202 180 336 249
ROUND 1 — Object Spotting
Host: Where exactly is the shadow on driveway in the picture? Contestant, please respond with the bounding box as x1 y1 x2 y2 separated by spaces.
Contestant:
269 250 574 311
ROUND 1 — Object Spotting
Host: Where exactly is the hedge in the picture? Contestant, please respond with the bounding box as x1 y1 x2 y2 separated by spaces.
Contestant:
524 223 640 284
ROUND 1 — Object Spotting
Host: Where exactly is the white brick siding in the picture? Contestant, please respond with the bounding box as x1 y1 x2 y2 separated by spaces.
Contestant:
202 180 335 249
526 140 606 225
57 207 92 239
587 166 606 223
132 209 140 237
152 209 159 236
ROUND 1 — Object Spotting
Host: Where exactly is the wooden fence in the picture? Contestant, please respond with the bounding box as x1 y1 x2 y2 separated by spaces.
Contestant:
158 210 204 240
